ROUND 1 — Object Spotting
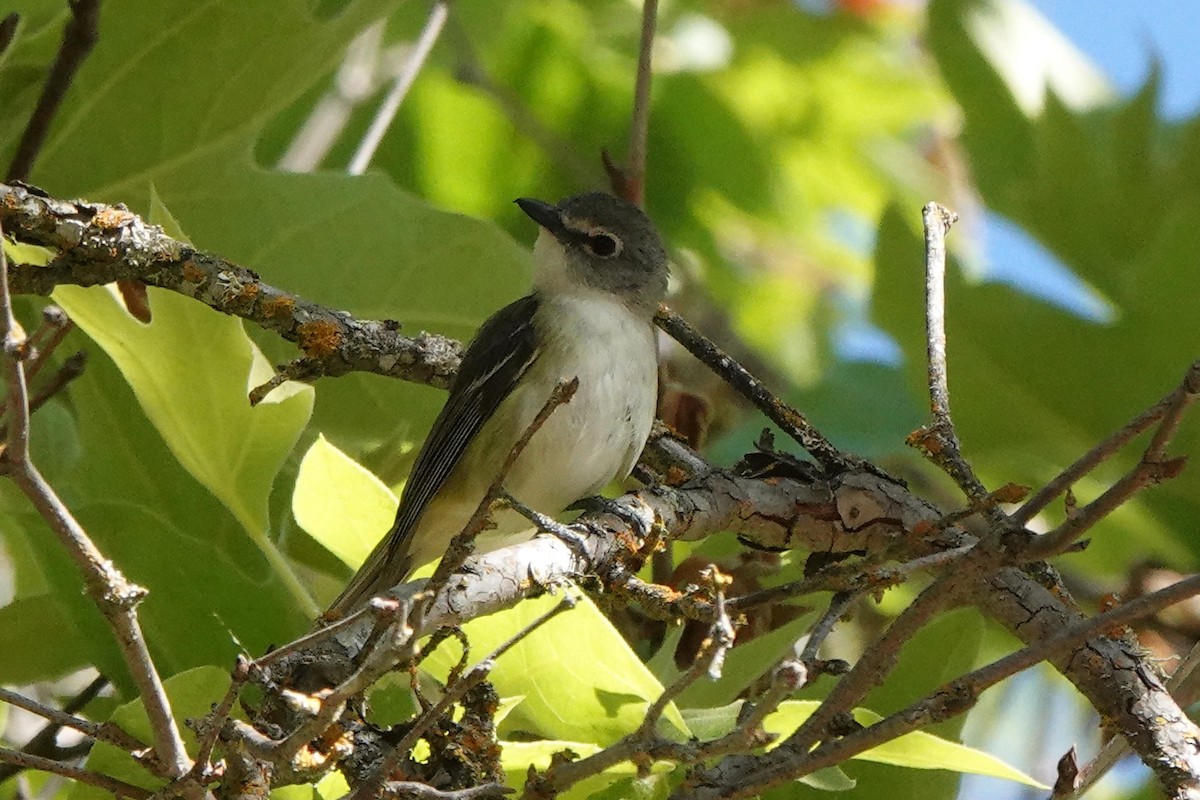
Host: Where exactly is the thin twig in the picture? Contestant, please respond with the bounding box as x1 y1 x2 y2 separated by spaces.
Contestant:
0 676 111 782
797 590 860 669
488 594 578 663
730 545 974 612
607 569 716 624
0 687 150 756
0 222 190 777
1019 363 1197 561
190 657 252 775
348 1 451 176
23 305 74 382
789 574 1200 788
533 567 735 795
1021 455 1187 562
654 306 856 476
906 202 989 502
604 0 659 206
0 747 151 799
255 603 374 669
6 0 100 181
1014 360 1200 525
351 662 492 800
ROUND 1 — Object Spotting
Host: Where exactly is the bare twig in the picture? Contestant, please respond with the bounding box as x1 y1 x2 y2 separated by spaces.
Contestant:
797 590 860 670
607 569 716 624
730 544 974 612
348 1 451 175
256 603 377 670
1020 362 1197 561
684 574 1200 800
654 305 857 476
604 0 659 206
906 203 989 502
1014 360 1200 525
1 184 465 393
0 222 190 777
532 567 735 796
6 0 100 181
23 304 74 382
0 747 151 799
0 676 110 782
1022 457 1187 562
350 662 490 800
0 686 150 756
190 657 252 775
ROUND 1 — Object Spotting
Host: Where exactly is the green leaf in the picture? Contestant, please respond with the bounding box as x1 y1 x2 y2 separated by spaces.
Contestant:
10 0 533 468
0 595 88 683
585 773 673 800
761 701 1046 788
293 434 397 568
423 594 689 744
53 285 315 611
501 740 611 800
16 347 309 687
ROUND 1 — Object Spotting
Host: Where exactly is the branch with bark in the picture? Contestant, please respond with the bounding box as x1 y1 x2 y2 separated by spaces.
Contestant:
3 180 1200 799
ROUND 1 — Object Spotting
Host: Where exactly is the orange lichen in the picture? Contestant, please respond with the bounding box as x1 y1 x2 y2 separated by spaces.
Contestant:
261 296 295 318
297 320 341 358
180 260 205 283
93 206 134 229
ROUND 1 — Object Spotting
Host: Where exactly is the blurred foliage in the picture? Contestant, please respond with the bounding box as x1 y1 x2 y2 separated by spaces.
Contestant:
0 0 1197 797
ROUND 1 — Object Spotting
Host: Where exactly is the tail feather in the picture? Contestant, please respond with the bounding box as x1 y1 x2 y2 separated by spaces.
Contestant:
322 532 411 621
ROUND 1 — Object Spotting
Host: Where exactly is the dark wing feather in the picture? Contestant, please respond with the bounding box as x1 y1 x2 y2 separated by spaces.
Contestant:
324 294 541 617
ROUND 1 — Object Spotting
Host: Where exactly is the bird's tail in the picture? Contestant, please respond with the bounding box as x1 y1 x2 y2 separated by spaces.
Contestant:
321 531 411 622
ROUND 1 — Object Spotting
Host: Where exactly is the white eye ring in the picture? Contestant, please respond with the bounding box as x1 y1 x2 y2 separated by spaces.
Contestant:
585 232 621 258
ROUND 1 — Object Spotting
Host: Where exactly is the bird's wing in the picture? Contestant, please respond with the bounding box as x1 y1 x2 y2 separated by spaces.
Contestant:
324 294 541 617
390 293 541 544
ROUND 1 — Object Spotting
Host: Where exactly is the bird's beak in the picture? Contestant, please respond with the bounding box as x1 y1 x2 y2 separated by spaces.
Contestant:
515 197 568 239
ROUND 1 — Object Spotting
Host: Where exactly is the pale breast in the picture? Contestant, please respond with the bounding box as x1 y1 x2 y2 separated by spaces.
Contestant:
406 290 658 568
503 291 658 509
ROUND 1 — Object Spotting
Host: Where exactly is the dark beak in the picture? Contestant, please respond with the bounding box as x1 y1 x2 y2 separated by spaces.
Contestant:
515 197 567 238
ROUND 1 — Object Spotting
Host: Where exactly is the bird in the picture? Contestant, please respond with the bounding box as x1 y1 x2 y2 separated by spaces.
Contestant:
324 191 668 619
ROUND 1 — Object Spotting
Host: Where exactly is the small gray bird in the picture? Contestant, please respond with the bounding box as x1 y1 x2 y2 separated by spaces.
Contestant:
325 192 668 618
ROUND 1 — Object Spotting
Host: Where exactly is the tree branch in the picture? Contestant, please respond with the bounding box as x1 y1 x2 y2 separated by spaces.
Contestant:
0 220 190 777
6 184 1200 796
6 0 100 182
0 182 464 395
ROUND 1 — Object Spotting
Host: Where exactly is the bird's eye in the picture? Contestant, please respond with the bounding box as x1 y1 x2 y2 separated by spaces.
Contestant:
586 233 620 257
